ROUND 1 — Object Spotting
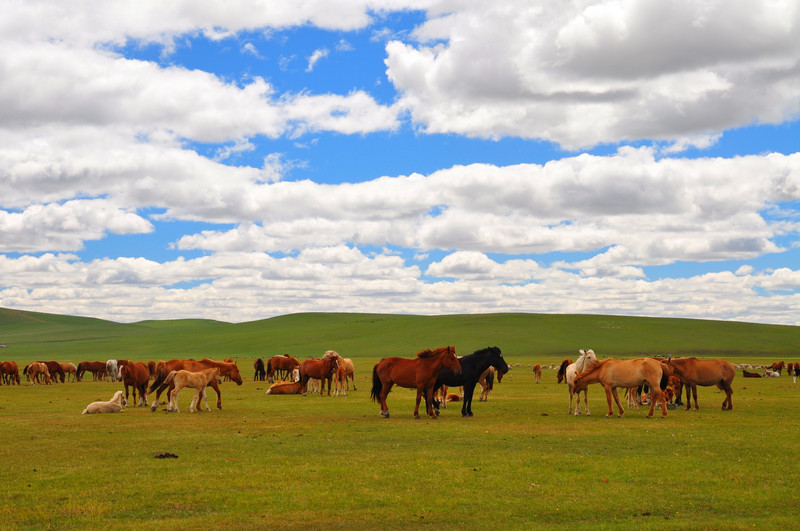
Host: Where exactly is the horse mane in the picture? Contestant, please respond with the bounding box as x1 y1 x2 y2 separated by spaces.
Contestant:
578 357 612 376
415 349 434 358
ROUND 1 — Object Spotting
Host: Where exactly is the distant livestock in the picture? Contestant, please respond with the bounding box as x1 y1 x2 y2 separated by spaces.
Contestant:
82 390 128 414
742 370 761 378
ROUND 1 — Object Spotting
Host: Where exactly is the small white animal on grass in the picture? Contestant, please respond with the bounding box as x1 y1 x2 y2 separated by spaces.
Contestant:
82 390 128 414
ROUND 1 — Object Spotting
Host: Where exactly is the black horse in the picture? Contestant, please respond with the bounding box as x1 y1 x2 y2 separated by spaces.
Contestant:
253 358 266 381
431 346 508 417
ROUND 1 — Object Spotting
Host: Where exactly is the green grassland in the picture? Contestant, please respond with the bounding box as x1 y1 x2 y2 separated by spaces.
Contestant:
1 308 799 529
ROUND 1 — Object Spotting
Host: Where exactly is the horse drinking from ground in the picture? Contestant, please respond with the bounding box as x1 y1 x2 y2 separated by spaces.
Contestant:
565 349 598 416
148 358 243 411
299 353 340 396
432 346 508 417
667 357 735 411
117 360 151 407
573 358 670 418
371 346 461 419
165 368 221 412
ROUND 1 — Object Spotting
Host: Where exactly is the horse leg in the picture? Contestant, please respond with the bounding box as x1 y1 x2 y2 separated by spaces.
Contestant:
413 388 423 419
425 387 438 419
645 388 657 418
583 390 591 416
603 385 615 418
190 388 201 412
610 387 625 417
691 385 699 411
462 383 476 417
684 384 693 411
207 380 222 409
379 380 393 417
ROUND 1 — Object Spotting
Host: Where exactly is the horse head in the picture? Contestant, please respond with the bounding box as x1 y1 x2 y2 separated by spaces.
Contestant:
227 363 243 385
483 346 509 376
442 346 461 375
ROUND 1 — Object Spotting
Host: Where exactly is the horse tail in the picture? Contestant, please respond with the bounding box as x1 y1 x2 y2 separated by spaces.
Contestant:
148 363 168 394
486 369 495 391
163 370 177 387
370 365 382 402
659 362 671 390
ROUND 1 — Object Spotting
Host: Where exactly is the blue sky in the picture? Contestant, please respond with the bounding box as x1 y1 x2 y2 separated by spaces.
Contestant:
2 1 800 324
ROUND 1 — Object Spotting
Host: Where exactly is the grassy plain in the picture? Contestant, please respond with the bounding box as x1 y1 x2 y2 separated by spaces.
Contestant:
1 309 799 529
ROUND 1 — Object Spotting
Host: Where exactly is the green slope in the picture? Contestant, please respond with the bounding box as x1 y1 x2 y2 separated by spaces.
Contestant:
1 308 798 364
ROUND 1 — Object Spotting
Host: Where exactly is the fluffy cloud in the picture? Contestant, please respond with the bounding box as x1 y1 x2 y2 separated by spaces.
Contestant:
386 0 800 148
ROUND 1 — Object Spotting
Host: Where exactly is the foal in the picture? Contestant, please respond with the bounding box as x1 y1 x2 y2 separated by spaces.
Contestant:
165 368 222 413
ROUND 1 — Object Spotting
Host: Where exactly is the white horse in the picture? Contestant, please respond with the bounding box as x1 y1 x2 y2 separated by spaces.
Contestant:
106 359 118 382
82 390 128 414
566 349 598 416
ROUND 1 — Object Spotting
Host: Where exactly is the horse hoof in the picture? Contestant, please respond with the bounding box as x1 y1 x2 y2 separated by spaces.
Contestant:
605 414 612 418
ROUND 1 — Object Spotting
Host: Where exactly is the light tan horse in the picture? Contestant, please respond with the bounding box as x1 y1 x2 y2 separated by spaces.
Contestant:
165 368 221 413
324 351 356 390
565 349 598 416
666 357 735 411
532 364 542 384
27 362 51 385
573 358 670 418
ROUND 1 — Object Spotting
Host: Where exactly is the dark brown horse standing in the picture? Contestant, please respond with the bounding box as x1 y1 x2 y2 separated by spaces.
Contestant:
117 360 151 407
253 358 266 381
371 346 461 419
36 361 66 383
148 358 243 411
1 361 20 385
667 357 735 410
299 353 339 396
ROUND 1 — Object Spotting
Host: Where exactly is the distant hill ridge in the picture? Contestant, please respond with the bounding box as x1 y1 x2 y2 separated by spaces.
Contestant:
1 307 798 363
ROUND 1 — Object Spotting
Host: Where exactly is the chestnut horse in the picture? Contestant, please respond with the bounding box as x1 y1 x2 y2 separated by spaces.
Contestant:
556 358 572 383
267 354 300 383
60 362 78 382
76 361 107 381
36 361 65 383
324 351 356 390
1 361 20 385
573 358 670 418
299 353 340 396
666 357 735 411
371 346 461 419
26 362 51 385
165 368 221 413
532 364 542 384
148 358 243 412
117 360 151 407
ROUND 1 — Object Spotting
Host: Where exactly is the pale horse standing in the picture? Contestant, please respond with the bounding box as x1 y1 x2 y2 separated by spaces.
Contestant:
566 349 598 416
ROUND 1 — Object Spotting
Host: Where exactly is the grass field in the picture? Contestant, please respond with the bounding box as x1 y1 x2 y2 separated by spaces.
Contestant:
1 309 799 529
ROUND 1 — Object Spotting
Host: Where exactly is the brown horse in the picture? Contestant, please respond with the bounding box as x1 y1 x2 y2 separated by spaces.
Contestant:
299 353 340 396
76 361 107 381
370 346 461 419
60 362 78 382
324 351 356 390
267 354 300 383
117 360 151 407
532 364 542 384
556 358 572 383
667 357 735 411
36 361 65 383
769 361 785 374
1 361 20 385
26 362 51 385
165 368 221 413
148 358 243 411
573 358 670 418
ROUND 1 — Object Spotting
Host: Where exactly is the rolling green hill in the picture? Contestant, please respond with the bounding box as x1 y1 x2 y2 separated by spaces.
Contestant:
1 307 798 364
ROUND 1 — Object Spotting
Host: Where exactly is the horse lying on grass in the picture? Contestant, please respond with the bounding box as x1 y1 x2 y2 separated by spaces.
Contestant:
82 390 128 414
265 369 302 395
165 368 221 413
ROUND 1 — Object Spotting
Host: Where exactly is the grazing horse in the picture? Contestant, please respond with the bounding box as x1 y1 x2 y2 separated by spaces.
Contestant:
557 358 572 383
117 360 151 407
477 366 497 402
59 362 78 382
82 390 128 414
431 346 507 417
299 353 340 396
106 359 118 382
267 354 300 383
573 358 670 418
165 368 221 413
565 349 598 416
76 361 107 381
148 358 243 411
742 369 761 378
532 364 542 384
253 358 266 381
1 361 20 385
769 361 785 375
371 346 461 419
27 362 51 385
667 357 735 411
37 361 65 383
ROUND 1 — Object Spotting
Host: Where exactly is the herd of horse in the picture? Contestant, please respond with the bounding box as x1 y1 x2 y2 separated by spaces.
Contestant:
3 346 793 419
